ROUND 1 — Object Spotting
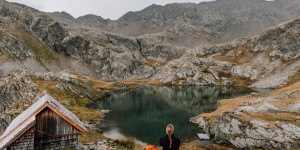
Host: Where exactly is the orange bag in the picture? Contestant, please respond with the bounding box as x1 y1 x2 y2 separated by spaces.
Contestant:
145 145 159 150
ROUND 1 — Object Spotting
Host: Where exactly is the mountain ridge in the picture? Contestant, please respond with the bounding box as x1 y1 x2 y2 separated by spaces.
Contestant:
48 0 300 44
1 0 300 88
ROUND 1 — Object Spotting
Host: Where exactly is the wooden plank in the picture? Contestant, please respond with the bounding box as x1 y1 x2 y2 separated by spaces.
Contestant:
45 103 87 133
8 126 34 150
0 101 86 145
35 107 80 149
0 103 48 144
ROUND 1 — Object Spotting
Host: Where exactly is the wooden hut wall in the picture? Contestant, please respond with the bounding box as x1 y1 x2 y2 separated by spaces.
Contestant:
8 126 34 150
34 107 80 149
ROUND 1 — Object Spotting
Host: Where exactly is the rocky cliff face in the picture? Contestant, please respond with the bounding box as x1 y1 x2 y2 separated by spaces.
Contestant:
49 0 300 46
0 0 154 81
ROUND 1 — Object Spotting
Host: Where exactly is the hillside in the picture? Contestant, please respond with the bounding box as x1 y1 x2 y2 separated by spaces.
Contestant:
0 0 153 81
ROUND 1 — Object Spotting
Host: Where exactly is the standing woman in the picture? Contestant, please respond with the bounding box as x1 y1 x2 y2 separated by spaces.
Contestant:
160 124 180 150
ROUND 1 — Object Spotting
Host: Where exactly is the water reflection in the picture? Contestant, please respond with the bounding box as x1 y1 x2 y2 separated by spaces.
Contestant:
91 85 268 145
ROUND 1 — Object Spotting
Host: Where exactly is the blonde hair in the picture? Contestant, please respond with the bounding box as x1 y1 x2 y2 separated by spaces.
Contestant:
166 124 174 149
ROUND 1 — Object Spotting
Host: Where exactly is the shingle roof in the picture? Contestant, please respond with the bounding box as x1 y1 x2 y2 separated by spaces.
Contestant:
0 94 87 149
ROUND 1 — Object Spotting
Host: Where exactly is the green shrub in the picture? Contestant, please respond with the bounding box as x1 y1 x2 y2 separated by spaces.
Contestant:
114 139 135 150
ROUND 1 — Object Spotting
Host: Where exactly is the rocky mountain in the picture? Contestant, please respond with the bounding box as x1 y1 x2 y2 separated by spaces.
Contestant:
0 0 154 81
155 17 300 88
1 0 300 89
48 0 300 47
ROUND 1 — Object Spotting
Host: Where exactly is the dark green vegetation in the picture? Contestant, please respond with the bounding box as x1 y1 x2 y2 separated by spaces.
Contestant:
113 139 135 150
6 23 59 70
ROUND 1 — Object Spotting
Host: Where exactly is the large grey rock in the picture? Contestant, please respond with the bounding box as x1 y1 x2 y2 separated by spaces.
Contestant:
192 94 300 149
155 57 233 85
288 101 300 113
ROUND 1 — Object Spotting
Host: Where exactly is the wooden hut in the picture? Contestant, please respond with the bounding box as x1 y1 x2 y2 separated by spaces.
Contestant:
0 94 87 150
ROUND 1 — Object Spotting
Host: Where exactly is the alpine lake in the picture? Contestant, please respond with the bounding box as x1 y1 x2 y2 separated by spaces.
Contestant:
89 85 271 145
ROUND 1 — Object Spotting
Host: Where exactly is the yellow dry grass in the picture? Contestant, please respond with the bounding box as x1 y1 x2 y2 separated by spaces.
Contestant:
270 98 299 110
180 142 206 150
0 53 10 65
195 81 300 126
272 80 300 95
180 142 230 150
6 109 22 116
213 44 257 66
80 131 108 143
32 78 103 121
33 80 59 91
71 72 140 90
119 78 164 86
65 105 102 122
196 96 254 124
231 110 300 128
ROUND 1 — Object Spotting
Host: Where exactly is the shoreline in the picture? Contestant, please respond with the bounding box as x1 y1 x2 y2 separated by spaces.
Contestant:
190 81 300 149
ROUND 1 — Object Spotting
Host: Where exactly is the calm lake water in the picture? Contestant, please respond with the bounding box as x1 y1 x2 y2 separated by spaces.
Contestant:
90 85 269 145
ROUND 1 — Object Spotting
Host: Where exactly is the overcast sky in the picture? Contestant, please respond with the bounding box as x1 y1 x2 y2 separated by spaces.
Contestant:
6 0 213 20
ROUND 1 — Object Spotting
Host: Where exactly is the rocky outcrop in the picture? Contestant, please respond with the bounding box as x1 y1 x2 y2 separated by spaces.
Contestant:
252 18 300 60
208 116 300 149
137 32 182 59
55 35 90 59
76 14 109 29
31 17 69 50
0 70 39 130
191 82 300 149
155 57 233 85
81 140 115 150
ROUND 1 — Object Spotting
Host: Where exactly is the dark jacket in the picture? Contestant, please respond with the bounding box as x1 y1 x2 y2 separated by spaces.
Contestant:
159 134 180 150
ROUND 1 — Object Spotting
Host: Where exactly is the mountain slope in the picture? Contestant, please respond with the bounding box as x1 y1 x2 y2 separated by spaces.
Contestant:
1 0 300 89
49 0 300 47
0 0 154 81
155 17 300 88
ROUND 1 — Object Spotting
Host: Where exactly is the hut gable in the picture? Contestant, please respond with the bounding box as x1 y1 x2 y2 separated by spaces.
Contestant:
0 94 87 149
8 124 34 149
